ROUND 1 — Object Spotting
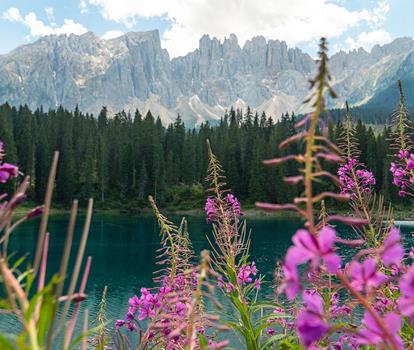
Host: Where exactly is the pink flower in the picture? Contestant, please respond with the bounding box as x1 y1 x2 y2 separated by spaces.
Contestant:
338 158 375 197
250 261 257 275
204 197 216 223
217 275 224 289
208 340 229 349
175 302 186 316
398 150 409 160
225 282 234 293
0 163 18 183
349 258 387 293
357 311 403 349
330 292 351 318
127 321 136 331
226 193 241 217
282 263 300 300
285 227 341 274
115 319 125 329
297 291 329 348
237 263 257 284
25 206 43 219
380 227 404 267
398 265 414 317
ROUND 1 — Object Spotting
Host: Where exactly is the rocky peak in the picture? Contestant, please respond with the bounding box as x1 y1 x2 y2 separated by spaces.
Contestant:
0 32 414 127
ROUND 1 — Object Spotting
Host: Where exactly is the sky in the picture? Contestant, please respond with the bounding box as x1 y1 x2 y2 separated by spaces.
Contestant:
0 0 413 58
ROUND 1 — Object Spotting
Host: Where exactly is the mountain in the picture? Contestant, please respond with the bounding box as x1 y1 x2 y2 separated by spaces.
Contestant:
1 30 414 126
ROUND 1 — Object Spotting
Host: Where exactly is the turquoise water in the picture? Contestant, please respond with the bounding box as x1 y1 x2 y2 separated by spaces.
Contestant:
0 214 303 333
2 214 413 344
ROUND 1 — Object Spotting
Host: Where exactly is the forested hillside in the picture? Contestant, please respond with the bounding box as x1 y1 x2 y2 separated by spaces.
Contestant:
0 102 406 210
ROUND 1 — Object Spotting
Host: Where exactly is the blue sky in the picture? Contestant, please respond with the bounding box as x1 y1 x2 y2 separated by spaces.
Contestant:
0 0 412 58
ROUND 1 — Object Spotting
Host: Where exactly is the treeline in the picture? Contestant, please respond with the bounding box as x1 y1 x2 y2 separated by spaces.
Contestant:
0 103 408 210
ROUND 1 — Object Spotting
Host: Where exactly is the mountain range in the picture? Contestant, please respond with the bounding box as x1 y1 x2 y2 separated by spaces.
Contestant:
1 30 413 126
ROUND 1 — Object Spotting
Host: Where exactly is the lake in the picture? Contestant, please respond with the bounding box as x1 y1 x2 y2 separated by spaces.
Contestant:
1 214 413 343
0 214 303 332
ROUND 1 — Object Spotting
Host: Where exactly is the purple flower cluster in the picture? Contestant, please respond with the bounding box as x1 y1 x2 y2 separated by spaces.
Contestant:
281 225 410 349
266 307 290 335
218 261 261 293
204 197 216 224
390 149 414 196
204 193 242 223
330 292 351 318
337 158 375 197
117 273 198 347
226 194 241 216
237 262 257 284
0 142 18 184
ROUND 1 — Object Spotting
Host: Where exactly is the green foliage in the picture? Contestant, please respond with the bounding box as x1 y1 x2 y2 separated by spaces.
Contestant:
0 102 410 209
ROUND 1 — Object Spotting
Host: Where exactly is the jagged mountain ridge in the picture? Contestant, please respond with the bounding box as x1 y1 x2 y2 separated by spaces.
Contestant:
0 30 413 126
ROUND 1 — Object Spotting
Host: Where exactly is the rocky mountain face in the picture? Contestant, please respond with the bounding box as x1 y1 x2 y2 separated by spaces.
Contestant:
0 30 413 126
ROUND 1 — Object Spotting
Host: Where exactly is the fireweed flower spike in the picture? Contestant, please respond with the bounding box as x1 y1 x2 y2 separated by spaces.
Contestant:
256 40 411 349
205 141 288 350
226 193 241 217
204 196 216 223
117 199 225 349
297 290 329 348
338 158 376 197
390 80 414 197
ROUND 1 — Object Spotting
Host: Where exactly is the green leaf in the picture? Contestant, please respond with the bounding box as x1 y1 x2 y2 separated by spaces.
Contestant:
199 333 208 349
0 298 12 310
0 334 16 350
260 333 286 349
12 255 27 271
37 293 56 345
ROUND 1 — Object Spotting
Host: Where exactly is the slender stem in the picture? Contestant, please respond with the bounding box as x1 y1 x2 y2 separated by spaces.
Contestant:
63 256 92 350
304 82 323 235
60 198 93 329
398 80 406 151
344 108 377 242
208 142 235 266
82 309 89 350
34 151 59 276
0 260 40 350
47 200 78 349
34 232 50 323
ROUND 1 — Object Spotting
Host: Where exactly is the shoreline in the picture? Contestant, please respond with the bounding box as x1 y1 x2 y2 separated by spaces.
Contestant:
13 204 414 221
13 204 303 219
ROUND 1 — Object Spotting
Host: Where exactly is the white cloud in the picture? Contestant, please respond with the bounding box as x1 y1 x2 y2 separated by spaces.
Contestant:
345 29 392 51
44 7 56 26
84 0 390 57
79 0 88 14
2 7 23 22
2 7 87 38
101 30 124 40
